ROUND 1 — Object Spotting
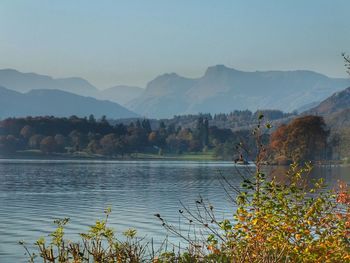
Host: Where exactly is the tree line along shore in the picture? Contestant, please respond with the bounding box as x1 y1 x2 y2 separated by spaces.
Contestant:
0 112 344 164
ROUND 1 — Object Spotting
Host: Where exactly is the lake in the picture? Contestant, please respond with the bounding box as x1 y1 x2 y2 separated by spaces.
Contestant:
0 160 349 262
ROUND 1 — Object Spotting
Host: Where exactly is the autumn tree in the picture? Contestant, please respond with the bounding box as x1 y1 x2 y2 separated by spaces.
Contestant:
20 125 35 139
86 139 101 154
270 115 329 163
99 134 118 155
269 124 288 161
28 134 44 149
148 131 158 145
99 134 126 156
40 136 57 154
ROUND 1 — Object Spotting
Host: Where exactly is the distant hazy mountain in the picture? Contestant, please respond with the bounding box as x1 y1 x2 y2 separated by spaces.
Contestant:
128 65 350 118
0 86 138 119
0 69 145 106
98 85 143 106
307 87 350 115
0 69 98 96
295 101 321 113
301 86 350 130
3 67 349 119
127 73 196 118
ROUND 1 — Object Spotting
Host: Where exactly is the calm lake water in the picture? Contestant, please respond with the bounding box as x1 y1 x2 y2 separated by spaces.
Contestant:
0 159 349 262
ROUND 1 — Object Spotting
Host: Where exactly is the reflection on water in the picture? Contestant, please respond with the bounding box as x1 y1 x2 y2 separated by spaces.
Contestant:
0 160 348 262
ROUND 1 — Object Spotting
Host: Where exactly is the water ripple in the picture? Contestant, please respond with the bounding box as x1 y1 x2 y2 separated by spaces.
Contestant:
0 160 347 262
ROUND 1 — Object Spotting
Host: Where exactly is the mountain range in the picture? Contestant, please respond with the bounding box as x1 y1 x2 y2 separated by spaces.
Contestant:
1 66 350 119
0 86 138 119
127 65 350 118
0 69 142 106
0 69 98 96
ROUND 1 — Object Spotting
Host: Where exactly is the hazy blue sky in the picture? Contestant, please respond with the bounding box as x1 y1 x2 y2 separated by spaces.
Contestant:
1 0 349 88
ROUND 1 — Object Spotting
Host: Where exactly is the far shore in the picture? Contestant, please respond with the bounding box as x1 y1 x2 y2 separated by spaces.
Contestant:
0 151 347 166
0 150 221 162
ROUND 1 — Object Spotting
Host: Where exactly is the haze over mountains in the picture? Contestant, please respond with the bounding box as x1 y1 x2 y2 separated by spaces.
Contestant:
306 87 350 130
128 65 350 118
0 66 349 119
97 85 143 106
0 86 138 119
308 87 350 116
0 69 142 107
0 69 98 96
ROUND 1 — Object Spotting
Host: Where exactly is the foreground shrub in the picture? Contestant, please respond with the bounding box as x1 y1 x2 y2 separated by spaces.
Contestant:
159 163 350 262
20 208 156 262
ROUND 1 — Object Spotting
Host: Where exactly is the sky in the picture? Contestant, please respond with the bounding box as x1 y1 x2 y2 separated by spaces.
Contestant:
0 0 350 89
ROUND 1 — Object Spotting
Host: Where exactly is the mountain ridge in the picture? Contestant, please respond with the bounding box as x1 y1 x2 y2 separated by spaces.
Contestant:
0 86 138 119
128 65 350 118
0 69 143 106
307 87 350 115
98 85 143 106
0 68 98 95
2 66 350 119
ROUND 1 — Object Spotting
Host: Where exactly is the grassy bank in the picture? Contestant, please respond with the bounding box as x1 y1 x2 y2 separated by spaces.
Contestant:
1 150 221 161
130 151 219 161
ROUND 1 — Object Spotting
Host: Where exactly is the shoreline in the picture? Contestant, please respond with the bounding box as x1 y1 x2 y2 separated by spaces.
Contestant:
0 151 221 162
1 153 346 166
